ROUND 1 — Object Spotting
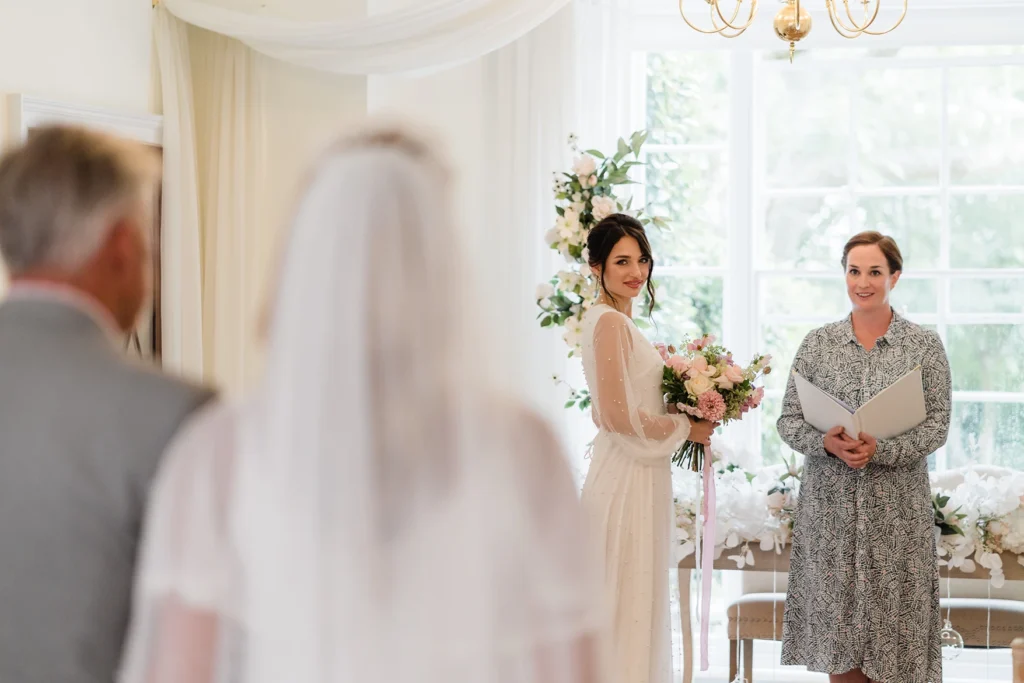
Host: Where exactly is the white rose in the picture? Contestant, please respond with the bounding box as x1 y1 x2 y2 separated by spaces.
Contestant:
539 298 551 309
579 263 592 278
535 283 555 300
592 196 617 222
544 228 559 244
572 193 582 202
684 375 715 396
563 208 580 229
573 154 597 178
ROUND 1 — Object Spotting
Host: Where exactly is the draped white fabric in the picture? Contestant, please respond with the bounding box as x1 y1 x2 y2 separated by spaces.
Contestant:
161 0 569 75
153 8 206 379
188 27 266 390
477 4 577 411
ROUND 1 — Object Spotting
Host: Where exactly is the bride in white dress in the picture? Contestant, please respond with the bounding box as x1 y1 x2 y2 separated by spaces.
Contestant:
579 214 717 683
116 126 606 683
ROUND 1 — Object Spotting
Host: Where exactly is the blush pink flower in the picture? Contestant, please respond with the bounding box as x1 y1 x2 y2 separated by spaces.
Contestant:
654 342 670 362
750 386 765 408
686 355 716 379
696 390 727 423
666 355 690 375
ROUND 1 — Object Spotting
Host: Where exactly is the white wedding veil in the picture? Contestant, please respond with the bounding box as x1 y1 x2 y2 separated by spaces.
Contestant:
117 124 606 683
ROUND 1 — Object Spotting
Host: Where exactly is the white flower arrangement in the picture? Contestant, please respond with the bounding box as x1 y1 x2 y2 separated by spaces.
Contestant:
535 132 666 357
674 458 1024 586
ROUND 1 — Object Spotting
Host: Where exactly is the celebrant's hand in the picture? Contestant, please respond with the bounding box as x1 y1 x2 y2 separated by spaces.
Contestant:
823 426 868 468
850 432 878 464
687 418 719 446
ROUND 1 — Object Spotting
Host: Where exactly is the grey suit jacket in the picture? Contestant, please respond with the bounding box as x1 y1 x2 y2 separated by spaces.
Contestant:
0 297 214 683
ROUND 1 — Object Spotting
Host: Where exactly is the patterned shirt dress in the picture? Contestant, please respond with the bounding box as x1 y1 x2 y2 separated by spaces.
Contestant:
777 311 951 683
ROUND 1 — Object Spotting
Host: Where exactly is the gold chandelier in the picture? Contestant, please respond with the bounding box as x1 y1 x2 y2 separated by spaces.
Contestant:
678 0 908 61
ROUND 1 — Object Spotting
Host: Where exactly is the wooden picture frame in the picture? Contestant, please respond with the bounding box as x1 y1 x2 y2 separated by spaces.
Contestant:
7 94 165 362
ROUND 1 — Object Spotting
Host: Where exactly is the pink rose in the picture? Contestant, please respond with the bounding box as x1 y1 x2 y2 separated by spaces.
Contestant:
686 355 715 379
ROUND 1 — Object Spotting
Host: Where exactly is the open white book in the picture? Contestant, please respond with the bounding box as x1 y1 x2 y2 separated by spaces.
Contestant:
792 366 927 439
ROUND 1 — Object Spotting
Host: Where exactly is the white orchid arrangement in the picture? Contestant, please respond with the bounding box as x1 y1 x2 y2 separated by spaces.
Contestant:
675 458 1024 586
673 454 799 569
933 469 1024 587
535 132 667 355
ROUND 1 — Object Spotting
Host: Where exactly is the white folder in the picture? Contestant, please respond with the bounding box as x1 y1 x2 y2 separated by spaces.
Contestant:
792 366 927 439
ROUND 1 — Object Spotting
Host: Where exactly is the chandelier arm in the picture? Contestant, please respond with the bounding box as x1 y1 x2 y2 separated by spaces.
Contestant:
825 0 870 37
711 0 758 32
859 0 909 35
827 0 871 34
841 0 882 32
678 0 730 34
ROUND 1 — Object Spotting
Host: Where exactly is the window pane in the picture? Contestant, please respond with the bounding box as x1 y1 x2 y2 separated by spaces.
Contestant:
950 278 1024 314
948 65 1024 185
891 278 938 316
762 323 821 391
762 70 850 188
949 193 1024 268
760 276 848 318
760 395 791 465
946 401 1024 470
947 324 1024 392
651 276 723 343
854 195 941 269
646 152 727 267
762 194 851 269
857 69 941 187
645 52 729 146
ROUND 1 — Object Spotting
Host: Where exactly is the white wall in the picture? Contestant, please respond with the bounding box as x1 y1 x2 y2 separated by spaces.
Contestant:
0 0 156 293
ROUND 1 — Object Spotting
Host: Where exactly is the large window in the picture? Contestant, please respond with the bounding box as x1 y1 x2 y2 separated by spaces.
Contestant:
636 46 1024 471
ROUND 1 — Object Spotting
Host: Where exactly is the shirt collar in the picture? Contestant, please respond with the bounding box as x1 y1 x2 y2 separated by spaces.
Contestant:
840 307 904 347
4 281 123 343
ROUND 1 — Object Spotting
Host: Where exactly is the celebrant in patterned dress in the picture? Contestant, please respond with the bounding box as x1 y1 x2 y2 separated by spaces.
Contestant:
776 231 951 683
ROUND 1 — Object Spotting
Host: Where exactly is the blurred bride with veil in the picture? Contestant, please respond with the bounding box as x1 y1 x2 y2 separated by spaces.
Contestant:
117 123 607 683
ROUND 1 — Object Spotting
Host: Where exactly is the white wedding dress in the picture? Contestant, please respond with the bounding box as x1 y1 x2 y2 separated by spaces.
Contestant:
579 304 691 683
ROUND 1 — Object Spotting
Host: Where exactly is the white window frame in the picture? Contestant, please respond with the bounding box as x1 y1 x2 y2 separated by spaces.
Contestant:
629 21 1024 469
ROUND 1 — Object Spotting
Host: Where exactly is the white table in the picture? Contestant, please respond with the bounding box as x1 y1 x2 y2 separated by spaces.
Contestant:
676 548 1023 683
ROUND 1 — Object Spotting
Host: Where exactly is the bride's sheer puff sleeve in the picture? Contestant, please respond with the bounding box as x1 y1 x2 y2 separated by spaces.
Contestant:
591 310 690 448
117 404 239 683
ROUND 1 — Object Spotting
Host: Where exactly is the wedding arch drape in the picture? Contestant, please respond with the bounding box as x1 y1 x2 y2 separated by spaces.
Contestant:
160 0 569 75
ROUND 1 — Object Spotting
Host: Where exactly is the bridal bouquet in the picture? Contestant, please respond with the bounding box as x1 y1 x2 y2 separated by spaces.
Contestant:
659 335 772 472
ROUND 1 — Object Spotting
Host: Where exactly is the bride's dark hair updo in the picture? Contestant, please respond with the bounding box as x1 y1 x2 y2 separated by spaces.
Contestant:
586 213 657 316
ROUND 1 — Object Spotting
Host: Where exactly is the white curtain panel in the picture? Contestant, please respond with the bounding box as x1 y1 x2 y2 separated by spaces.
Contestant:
153 8 206 380
161 0 569 75
188 27 266 392
482 4 577 414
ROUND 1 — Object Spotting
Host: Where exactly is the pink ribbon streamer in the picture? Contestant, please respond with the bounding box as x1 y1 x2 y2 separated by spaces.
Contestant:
699 452 716 671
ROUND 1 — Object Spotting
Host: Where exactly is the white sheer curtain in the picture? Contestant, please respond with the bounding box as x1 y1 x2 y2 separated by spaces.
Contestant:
154 8 205 378
188 27 266 391
480 5 576 413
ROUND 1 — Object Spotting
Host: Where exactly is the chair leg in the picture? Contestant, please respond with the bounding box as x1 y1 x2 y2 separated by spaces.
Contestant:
729 640 738 681
742 639 753 681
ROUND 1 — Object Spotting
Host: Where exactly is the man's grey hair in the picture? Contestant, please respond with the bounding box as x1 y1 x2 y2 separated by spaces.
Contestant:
0 125 161 275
